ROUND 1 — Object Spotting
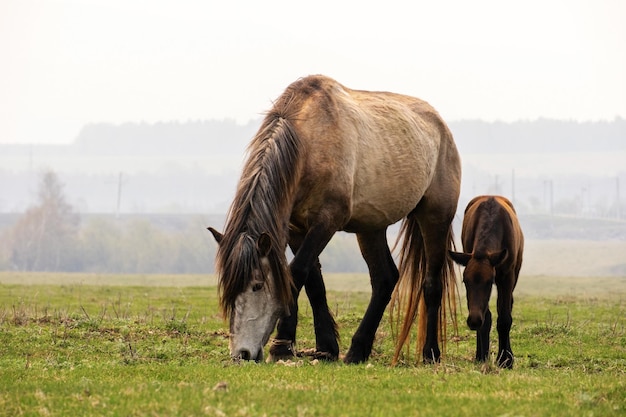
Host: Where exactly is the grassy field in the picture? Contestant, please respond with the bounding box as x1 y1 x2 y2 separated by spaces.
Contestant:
0 272 625 416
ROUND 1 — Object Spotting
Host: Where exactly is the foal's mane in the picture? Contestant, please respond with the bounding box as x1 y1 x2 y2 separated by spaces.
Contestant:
215 88 305 317
472 196 510 259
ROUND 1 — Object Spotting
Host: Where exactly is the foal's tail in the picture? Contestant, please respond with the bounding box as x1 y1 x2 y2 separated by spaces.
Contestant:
390 215 458 365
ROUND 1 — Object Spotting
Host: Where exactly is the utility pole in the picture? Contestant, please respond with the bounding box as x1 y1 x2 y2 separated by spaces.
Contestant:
116 172 125 219
617 176 621 219
549 179 553 216
511 169 516 206
28 145 35 206
543 179 554 215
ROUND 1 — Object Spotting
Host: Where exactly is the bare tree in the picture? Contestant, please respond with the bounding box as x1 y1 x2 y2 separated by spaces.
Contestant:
9 170 80 271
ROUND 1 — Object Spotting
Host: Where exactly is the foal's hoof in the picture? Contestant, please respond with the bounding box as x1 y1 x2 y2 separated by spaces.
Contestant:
268 339 295 362
497 351 514 369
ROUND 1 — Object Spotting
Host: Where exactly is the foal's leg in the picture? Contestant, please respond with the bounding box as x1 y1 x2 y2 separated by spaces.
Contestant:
496 274 515 368
344 229 399 364
476 308 492 362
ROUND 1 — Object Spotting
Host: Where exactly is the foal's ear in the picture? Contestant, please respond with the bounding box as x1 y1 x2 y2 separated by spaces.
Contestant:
207 227 223 244
256 233 272 257
488 249 508 267
449 250 472 266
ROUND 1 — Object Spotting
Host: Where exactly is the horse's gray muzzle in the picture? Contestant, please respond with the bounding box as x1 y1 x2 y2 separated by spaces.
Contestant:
232 347 264 363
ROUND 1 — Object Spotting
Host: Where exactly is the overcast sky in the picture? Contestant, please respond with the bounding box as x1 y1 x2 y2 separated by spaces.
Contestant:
1 0 624 144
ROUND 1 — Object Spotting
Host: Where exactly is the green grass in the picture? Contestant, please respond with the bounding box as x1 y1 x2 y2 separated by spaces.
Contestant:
0 274 625 416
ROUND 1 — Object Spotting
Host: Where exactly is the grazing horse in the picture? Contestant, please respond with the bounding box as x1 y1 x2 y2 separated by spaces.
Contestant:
209 74 461 364
449 195 524 368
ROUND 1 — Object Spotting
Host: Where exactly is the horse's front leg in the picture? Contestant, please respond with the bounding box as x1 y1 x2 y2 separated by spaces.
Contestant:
269 226 337 361
271 260 340 361
269 281 304 361
304 261 339 360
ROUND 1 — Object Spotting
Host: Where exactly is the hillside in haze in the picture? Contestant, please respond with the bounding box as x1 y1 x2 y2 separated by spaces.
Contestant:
1 118 625 215
451 118 626 153
74 120 257 156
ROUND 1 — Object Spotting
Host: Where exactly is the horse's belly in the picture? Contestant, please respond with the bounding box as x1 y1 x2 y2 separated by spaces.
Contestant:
344 145 437 231
345 181 427 232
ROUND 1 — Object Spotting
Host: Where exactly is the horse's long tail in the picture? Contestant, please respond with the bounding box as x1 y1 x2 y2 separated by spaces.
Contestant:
390 215 458 365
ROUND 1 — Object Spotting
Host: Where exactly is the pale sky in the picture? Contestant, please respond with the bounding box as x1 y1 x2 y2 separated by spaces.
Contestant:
1 0 625 144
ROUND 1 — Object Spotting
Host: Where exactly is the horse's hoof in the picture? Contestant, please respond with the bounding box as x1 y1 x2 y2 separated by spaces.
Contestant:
312 351 338 361
268 352 295 362
343 349 369 364
422 348 441 364
475 353 489 363
268 339 295 362
296 348 338 361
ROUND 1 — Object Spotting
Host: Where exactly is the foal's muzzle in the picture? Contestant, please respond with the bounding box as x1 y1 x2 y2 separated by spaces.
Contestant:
467 314 483 331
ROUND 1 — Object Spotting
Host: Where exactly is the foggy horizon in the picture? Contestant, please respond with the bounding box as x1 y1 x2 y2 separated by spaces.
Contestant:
3 115 626 147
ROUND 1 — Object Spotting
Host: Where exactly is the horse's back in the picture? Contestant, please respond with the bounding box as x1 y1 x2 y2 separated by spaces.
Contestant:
285 75 461 231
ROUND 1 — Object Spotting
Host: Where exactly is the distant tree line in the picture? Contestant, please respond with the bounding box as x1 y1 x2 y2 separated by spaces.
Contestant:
1 171 624 273
0 171 213 273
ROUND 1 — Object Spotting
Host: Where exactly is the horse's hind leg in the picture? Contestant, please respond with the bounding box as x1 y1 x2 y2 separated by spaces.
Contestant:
414 199 457 363
344 229 399 364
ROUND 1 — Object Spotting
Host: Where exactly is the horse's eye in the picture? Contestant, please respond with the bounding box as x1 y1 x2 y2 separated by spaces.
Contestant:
251 281 264 292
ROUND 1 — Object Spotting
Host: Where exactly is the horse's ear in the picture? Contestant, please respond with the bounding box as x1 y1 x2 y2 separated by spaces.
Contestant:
449 250 471 266
256 233 272 257
488 249 508 267
207 227 223 244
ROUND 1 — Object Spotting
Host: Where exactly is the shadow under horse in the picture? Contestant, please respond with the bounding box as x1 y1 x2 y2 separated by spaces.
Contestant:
450 195 524 368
